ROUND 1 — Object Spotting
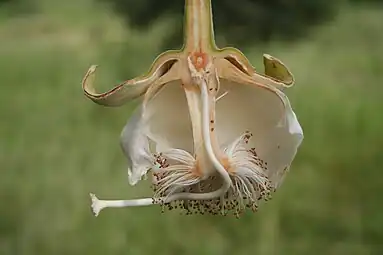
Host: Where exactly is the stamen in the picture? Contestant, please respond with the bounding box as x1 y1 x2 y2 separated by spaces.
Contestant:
222 131 272 215
215 90 229 102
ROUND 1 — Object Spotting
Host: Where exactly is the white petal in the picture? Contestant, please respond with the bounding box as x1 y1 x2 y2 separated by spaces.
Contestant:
269 90 303 188
120 105 154 186
143 80 194 154
215 80 303 188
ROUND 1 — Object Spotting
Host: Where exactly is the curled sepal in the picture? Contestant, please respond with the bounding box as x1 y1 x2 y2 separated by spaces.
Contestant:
82 65 146 107
215 56 293 92
82 53 179 107
263 54 294 88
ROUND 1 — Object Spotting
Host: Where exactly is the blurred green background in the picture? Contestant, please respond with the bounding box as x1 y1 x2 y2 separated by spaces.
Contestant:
1 0 383 254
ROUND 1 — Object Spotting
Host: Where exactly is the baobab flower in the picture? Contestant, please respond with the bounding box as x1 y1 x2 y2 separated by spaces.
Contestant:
82 0 303 217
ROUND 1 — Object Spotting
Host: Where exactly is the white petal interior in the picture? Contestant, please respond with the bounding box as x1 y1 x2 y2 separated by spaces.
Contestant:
216 79 303 187
143 80 194 154
120 81 195 185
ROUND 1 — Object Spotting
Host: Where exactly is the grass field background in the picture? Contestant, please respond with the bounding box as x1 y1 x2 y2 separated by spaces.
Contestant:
1 0 383 254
